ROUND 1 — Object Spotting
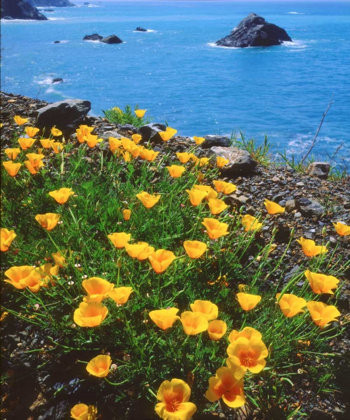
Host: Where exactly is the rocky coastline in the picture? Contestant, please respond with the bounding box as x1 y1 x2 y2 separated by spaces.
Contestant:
1 91 349 419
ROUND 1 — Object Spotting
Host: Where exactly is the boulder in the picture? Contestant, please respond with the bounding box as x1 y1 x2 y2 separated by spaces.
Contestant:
135 27 148 32
201 135 231 149
83 33 103 41
101 35 123 44
52 78 63 84
307 162 330 179
295 198 325 218
1 0 48 20
54 41 60 44
216 13 292 48
36 99 91 136
138 123 167 144
210 146 258 175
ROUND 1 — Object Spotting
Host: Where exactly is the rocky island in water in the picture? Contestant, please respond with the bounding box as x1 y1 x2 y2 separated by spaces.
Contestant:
216 13 292 48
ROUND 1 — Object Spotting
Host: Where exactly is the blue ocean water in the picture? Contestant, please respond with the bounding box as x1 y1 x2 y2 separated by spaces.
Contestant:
1 1 350 163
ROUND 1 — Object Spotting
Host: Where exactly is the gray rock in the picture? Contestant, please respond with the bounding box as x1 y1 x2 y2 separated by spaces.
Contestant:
36 99 91 136
118 124 137 133
210 146 258 175
226 194 250 207
307 162 331 179
100 131 122 141
201 135 231 149
138 123 167 144
101 35 123 44
295 198 325 218
216 13 292 48
285 199 296 212
83 33 103 41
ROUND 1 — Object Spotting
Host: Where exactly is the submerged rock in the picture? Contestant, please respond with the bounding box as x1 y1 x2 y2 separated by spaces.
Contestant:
216 13 292 48
36 99 91 135
101 35 123 44
83 33 103 41
135 27 148 32
52 78 63 84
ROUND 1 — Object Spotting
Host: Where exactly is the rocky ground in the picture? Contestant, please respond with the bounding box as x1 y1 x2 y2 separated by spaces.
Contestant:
1 91 349 419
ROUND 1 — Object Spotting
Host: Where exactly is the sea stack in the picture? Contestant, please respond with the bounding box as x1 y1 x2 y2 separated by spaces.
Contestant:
216 13 292 48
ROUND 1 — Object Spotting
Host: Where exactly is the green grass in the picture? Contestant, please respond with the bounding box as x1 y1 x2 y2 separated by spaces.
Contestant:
1 122 349 419
103 104 151 128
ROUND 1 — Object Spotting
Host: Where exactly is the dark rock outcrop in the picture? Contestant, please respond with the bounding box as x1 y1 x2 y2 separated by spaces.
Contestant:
1 0 48 20
52 78 63 84
27 0 75 7
216 13 292 48
54 40 60 43
101 35 123 44
139 123 167 144
83 33 103 41
36 99 91 136
201 135 231 149
135 27 147 32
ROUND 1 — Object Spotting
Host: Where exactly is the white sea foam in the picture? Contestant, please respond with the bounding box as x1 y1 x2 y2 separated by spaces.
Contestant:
35 77 53 86
133 29 156 33
207 42 238 49
288 12 304 15
48 18 66 21
282 40 307 49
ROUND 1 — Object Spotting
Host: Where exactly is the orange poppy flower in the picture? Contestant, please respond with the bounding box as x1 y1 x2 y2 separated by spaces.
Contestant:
304 270 340 294
202 218 229 239
190 300 218 321
306 301 341 328
227 337 268 373
297 237 328 257
1 228 17 252
73 302 108 327
166 165 186 178
108 287 133 305
155 378 197 420
86 354 112 378
82 277 114 303
49 188 74 204
35 213 60 231
241 215 262 232
159 127 177 141
18 138 36 150
149 249 176 273
208 320 227 341
25 127 40 138
149 308 180 330
236 293 261 311
333 222 350 236
213 180 237 195
108 232 131 249
176 152 192 164
183 240 207 259
180 311 208 335
14 115 28 126
193 136 205 145
276 293 307 318
125 242 155 261
205 366 245 408
4 148 21 160
136 191 161 208
3 161 21 177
